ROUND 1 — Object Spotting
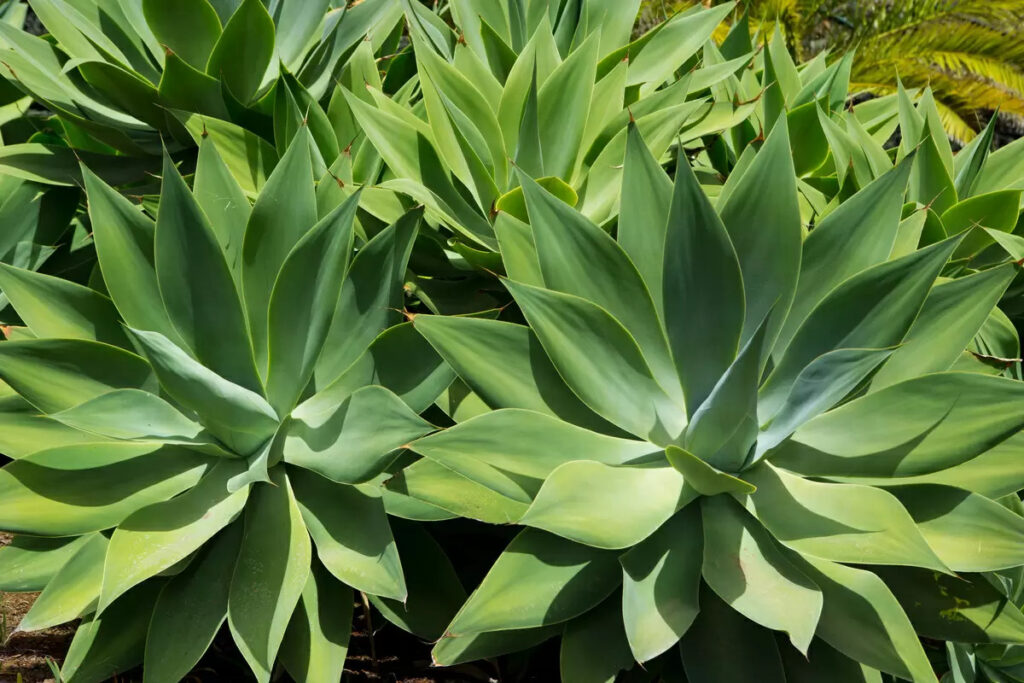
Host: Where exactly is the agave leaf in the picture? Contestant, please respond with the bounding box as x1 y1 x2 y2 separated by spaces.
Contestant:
315 208 419 387
51 389 206 444
494 211 544 285
177 113 278 194
741 464 948 572
718 119 801 354
953 111 997 198
156 151 261 393
98 460 249 612
874 566 1024 644
560 592 633 683
0 534 96 592
780 640 882 683
384 457 529 524
144 523 242 683
777 158 915 356
82 166 183 344
0 338 152 414
193 136 251 282
206 0 275 104
618 124 673 315
536 33 597 180
620 505 702 663
18 532 108 632
0 410 105 460
946 190 1022 259
273 0 331 71
798 557 934 683
0 263 127 347
127 328 278 456
627 4 732 90
503 279 684 443
760 236 961 421
701 495 822 654
412 316 615 432
410 408 659 503
265 192 358 415
909 120 957 215
369 519 466 640
679 584 787 683
872 265 1015 389
279 558 352 683
775 373 1024 478
432 625 560 667
241 129 318 375
665 446 755 496
889 484 1024 572
142 0 222 70
520 461 692 550
228 468 311 683
158 51 231 119
288 466 405 600
445 529 621 635
61 582 162 683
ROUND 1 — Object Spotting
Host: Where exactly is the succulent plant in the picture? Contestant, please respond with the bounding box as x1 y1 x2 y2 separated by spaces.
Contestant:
405 119 1024 680
0 129 459 683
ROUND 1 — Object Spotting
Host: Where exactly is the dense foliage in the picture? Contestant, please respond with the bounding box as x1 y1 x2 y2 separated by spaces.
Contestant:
0 1 1023 682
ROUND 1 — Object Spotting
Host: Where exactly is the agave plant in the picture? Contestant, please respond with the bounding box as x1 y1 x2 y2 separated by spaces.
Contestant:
341 0 756 254
0 129 464 682
0 0 401 158
400 120 1024 680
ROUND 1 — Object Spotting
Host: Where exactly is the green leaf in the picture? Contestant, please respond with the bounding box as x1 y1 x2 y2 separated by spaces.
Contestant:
890 485 1024 572
679 584 787 683
718 118 801 352
797 557 934 683
384 457 529 524
81 165 181 345
741 464 948 572
618 124 673 316
775 373 1024 478
873 566 1024 644
177 113 278 194
0 410 104 460
760 236 960 420
627 4 733 89
279 559 353 683
909 121 957 215
0 338 152 414
665 446 755 496
504 279 684 443
0 534 95 592
0 443 207 536
194 136 251 281
871 265 1015 389
158 51 230 119
412 316 614 432
289 466 405 599
144 524 242 683
521 461 692 550
142 0 222 69
446 529 621 635
207 0 275 104
777 159 914 356
98 460 248 612
683 316 768 471
701 495 822 654
560 592 633 683
283 385 432 484
780 639 882 683
537 33 598 179
495 176 578 223
411 409 661 504
273 0 331 70
265 192 358 415
156 152 261 393
60 582 161 683
954 114 998 198
663 148 745 416
316 208 419 387
0 264 127 347
127 328 279 456
620 505 702 663
433 625 560 667
228 468 312 683
520 172 680 405
369 519 466 640
945 190 1022 258
51 389 205 445
18 532 108 632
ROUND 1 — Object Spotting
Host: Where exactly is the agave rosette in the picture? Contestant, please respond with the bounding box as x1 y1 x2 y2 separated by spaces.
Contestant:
0 129 460 682
403 120 1024 680
0 0 401 158
341 0 757 254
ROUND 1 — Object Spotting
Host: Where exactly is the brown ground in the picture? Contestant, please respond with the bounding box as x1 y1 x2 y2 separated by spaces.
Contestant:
0 533 75 683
